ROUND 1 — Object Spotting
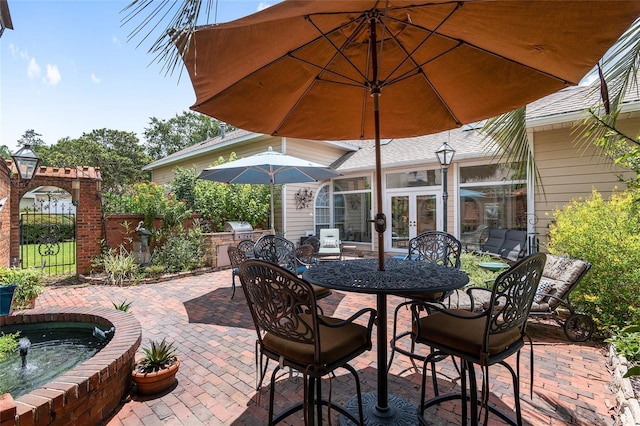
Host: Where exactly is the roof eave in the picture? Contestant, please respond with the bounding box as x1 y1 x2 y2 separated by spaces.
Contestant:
142 132 266 171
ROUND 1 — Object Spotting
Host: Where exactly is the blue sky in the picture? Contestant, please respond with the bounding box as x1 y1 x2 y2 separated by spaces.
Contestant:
1 0 274 150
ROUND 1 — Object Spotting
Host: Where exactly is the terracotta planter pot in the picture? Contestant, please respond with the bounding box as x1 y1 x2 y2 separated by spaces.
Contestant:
131 357 180 395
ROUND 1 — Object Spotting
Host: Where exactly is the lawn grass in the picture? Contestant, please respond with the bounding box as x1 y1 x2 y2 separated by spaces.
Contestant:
20 241 76 277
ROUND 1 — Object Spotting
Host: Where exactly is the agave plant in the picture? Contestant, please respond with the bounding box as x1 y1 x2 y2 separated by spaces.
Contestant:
112 299 132 312
136 338 177 373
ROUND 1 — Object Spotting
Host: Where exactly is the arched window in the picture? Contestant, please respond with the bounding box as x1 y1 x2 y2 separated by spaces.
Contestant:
314 184 330 236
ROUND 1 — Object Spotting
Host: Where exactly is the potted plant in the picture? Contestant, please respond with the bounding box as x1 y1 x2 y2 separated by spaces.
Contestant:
131 338 180 395
0 284 17 316
0 267 44 310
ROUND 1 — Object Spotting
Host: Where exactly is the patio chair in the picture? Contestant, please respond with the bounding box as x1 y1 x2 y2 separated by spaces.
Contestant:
450 254 593 341
227 246 247 299
528 254 593 341
294 244 315 275
415 252 546 426
237 239 256 258
238 259 376 425
254 235 330 300
317 228 342 261
304 236 321 255
387 231 462 372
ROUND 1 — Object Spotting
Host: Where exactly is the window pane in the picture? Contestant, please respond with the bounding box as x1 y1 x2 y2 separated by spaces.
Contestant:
460 163 525 183
336 192 372 243
386 170 439 188
459 184 527 250
315 186 330 236
333 177 371 192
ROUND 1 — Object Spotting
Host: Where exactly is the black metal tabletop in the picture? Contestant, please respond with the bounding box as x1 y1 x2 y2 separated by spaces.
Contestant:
302 257 469 294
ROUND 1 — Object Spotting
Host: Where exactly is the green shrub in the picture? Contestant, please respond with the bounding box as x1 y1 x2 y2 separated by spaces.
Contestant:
459 252 502 288
171 164 270 232
0 332 20 362
20 213 75 244
548 189 640 335
0 267 45 308
142 264 166 278
151 223 209 273
607 325 640 363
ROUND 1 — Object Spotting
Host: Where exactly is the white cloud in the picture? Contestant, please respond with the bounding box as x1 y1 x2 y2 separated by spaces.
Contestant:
45 64 61 85
91 73 101 83
112 35 121 46
27 58 41 79
8 43 30 59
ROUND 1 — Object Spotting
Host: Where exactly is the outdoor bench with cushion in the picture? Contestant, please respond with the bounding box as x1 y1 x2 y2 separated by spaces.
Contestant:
476 228 528 262
446 253 593 341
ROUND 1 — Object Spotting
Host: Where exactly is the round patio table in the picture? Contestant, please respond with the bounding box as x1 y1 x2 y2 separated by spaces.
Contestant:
303 257 469 425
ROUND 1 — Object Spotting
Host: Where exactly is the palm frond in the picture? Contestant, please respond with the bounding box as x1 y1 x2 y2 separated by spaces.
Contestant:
121 0 216 76
589 18 640 123
479 107 543 195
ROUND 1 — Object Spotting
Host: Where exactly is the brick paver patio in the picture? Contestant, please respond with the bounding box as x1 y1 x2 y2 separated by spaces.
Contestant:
34 267 617 425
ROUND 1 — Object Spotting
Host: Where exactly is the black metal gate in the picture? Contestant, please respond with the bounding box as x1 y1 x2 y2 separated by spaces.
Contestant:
19 193 76 276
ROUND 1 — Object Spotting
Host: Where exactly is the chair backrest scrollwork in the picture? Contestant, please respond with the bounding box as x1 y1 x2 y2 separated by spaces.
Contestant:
408 231 462 269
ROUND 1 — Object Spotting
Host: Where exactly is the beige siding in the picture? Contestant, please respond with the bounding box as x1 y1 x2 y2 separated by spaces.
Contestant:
283 182 321 243
151 138 277 187
285 138 347 166
533 119 638 248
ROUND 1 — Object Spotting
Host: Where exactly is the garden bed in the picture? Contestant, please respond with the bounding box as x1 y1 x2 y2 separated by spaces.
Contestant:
79 266 221 286
608 344 640 425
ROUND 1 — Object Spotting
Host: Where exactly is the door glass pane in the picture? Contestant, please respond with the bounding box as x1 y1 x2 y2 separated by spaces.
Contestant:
391 196 409 249
416 195 437 234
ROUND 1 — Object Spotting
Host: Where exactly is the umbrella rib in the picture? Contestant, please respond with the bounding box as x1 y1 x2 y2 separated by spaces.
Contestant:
388 5 575 86
302 12 373 87
379 3 460 85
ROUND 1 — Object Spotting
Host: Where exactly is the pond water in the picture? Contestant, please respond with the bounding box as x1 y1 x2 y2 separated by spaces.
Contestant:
0 322 110 398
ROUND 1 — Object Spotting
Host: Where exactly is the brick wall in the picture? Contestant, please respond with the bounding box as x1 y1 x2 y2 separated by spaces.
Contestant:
0 163 10 268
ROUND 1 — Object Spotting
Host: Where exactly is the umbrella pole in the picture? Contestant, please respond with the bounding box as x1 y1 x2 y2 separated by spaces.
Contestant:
270 182 275 233
370 15 391 417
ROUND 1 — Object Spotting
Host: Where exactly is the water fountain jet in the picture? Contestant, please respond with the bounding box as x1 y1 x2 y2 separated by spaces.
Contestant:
18 337 30 369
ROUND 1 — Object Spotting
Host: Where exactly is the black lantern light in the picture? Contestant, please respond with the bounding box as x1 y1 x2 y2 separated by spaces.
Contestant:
11 143 41 184
435 142 455 232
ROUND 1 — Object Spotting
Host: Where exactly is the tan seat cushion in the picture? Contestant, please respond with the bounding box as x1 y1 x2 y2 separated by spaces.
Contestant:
414 309 522 357
263 314 369 365
311 284 331 298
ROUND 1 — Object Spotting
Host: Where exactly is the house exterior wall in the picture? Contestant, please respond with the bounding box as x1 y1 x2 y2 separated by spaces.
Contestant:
281 139 349 243
533 116 639 249
150 138 277 186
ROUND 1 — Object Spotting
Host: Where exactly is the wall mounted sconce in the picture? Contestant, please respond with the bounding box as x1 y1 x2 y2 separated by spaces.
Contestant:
295 188 314 209
71 179 80 206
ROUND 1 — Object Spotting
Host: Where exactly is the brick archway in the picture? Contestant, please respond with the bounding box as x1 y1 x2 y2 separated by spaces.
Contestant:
8 165 102 275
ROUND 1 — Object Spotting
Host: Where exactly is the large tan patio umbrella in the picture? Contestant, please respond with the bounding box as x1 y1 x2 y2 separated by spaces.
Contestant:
175 0 640 270
173 3 640 419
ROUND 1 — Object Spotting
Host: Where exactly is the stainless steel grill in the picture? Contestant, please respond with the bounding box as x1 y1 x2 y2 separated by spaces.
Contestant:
224 221 254 241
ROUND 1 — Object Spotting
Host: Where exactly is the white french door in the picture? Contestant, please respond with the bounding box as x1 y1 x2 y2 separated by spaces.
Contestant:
388 191 439 252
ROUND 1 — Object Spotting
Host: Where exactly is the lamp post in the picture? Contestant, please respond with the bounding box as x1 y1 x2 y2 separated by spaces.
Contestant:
11 143 41 186
435 142 455 232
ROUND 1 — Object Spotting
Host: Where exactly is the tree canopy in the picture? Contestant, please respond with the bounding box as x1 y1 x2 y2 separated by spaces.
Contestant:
143 111 227 160
40 129 151 193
